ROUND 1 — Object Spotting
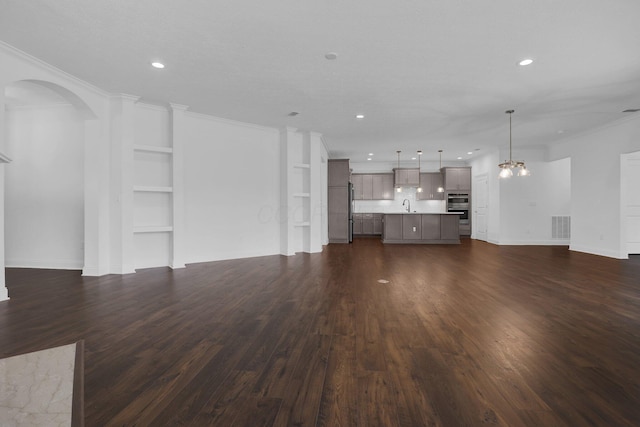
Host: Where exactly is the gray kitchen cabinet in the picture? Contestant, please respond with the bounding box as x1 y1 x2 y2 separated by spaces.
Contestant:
443 167 471 191
373 214 383 234
371 174 384 199
441 214 460 240
417 173 445 200
352 173 394 200
382 214 460 244
421 214 441 239
383 214 403 240
381 174 394 199
402 214 422 240
362 175 373 199
328 159 350 187
352 174 363 200
352 213 363 235
354 213 380 235
328 159 350 243
362 213 374 234
394 168 420 187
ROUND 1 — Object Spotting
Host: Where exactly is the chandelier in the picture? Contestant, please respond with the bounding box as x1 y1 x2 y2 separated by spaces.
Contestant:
498 109 530 178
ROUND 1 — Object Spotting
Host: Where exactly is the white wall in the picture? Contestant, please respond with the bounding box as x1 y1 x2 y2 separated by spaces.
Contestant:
183 114 281 263
469 149 571 245
5 104 84 268
549 115 640 258
498 157 571 244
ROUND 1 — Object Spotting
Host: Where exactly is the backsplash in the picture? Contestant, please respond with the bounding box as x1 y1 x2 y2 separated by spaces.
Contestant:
353 187 446 213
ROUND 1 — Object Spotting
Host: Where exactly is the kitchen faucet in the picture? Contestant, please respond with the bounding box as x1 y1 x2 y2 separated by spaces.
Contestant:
403 199 410 213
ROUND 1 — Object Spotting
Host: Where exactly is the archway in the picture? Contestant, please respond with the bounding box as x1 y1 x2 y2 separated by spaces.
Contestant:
4 79 96 273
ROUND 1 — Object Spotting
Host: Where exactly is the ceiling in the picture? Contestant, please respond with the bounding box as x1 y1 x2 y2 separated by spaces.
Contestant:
2 0 640 162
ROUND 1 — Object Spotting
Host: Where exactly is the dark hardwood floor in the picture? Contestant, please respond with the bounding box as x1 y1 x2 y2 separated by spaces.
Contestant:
1 238 640 426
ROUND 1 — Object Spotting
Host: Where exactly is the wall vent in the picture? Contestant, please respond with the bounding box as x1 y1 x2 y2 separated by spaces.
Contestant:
552 216 571 239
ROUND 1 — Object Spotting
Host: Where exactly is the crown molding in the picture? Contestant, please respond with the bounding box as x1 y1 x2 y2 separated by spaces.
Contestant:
186 110 279 134
0 41 109 98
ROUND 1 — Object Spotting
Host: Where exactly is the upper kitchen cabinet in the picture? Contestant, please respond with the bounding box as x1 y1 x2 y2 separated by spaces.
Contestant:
417 173 445 200
442 167 471 191
394 168 420 187
352 173 394 200
328 159 350 187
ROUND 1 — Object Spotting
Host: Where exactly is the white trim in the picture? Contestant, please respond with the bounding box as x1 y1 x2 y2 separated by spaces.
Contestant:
497 240 570 246
135 102 170 112
5 258 84 270
185 250 281 265
133 226 173 233
133 144 173 154
569 244 628 260
185 110 280 134
0 41 109 97
133 186 173 193
5 103 73 111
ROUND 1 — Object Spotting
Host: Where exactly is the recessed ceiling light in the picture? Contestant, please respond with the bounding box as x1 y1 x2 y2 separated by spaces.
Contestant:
557 130 565 134
467 151 473 155
151 61 165 69
367 157 372 161
325 52 338 60
355 114 365 119
368 153 374 156
457 157 462 160
518 58 533 66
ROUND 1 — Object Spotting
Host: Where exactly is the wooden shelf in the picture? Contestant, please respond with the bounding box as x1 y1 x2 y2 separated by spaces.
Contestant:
133 226 173 233
133 144 173 154
293 193 310 198
133 186 173 193
294 222 311 227
293 163 310 169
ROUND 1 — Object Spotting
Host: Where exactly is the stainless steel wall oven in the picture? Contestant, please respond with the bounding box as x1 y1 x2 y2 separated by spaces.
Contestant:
447 193 470 226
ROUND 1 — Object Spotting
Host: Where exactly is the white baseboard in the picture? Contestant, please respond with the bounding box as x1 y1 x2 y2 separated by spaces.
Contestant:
569 244 627 259
5 258 83 270
497 239 570 246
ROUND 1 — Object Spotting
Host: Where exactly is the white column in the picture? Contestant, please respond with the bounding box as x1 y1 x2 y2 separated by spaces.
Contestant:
280 127 297 256
308 132 324 253
169 103 188 269
109 94 139 274
82 118 110 276
0 88 10 300
0 153 11 301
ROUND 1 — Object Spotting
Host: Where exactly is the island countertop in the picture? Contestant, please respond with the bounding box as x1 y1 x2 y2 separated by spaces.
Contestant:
381 213 460 244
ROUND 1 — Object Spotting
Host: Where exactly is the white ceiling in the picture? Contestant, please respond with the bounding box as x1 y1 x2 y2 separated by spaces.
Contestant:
2 0 640 162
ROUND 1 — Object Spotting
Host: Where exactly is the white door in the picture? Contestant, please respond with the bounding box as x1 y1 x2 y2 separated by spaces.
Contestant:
474 174 488 241
625 154 640 254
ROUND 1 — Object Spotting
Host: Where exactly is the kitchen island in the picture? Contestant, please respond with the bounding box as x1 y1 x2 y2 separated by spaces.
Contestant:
382 213 461 244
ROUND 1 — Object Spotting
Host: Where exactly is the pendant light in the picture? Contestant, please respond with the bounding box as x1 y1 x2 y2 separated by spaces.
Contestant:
395 150 402 192
498 110 530 178
416 150 423 192
436 150 444 193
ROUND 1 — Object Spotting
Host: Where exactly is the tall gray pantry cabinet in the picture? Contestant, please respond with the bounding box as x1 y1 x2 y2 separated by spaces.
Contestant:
328 159 350 243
